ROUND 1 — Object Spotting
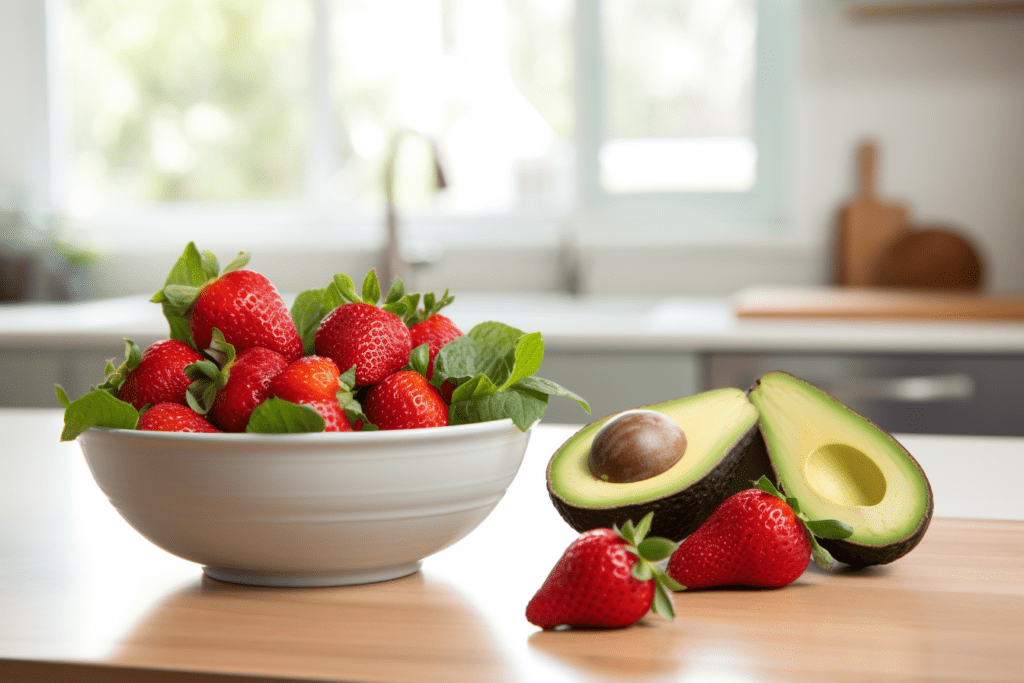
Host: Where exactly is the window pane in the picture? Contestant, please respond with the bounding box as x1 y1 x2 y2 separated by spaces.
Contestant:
66 0 312 214
601 0 756 193
327 0 573 215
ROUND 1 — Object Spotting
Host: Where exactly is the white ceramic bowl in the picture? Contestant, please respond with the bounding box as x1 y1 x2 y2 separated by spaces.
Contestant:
78 420 533 587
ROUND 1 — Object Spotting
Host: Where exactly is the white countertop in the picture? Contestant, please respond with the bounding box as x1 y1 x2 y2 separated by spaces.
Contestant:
2 292 1024 354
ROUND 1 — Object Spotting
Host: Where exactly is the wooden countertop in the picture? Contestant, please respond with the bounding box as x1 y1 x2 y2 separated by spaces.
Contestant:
2 410 1023 682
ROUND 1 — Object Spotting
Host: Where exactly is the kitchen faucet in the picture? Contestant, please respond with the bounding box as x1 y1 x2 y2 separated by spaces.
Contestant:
380 131 447 290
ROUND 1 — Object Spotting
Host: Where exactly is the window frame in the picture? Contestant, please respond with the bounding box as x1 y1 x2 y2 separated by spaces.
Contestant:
45 0 798 251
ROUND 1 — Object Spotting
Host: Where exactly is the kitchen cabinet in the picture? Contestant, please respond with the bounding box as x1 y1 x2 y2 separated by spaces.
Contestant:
704 351 1024 437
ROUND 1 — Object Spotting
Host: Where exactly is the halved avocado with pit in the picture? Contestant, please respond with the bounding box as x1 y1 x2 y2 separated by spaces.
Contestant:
748 371 933 567
546 388 760 541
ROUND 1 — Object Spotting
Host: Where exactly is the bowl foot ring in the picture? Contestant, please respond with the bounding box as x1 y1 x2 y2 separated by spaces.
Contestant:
202 561 422 587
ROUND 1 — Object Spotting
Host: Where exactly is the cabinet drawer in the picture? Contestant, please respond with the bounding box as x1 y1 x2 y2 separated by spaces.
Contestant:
703 352 1024 437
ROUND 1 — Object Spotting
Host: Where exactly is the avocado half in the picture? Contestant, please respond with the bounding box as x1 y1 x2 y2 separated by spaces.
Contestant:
546 388 761 541
748 371 934 567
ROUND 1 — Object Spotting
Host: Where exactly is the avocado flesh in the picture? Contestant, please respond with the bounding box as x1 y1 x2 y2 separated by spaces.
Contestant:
547 388 760 541
749 371 933 567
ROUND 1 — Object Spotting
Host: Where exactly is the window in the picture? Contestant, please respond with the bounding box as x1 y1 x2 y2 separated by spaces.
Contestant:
50 0 793 248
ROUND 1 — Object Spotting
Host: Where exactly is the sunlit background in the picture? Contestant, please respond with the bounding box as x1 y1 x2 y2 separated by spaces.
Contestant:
62 0 753 220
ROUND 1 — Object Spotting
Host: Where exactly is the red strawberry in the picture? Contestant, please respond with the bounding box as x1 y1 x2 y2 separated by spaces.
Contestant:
268 355 341 404
526 514 680 630
362 371 448 430
405 290 463 381
137 402 221 433
154 248 302 361
203 346 290 432
303 398 353 432
315 303 411 387
106 339 204 410
189 269 302 361
666 477 854 589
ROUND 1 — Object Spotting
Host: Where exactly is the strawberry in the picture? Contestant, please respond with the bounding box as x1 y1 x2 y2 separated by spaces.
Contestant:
361 370 448 430
666 476 854 589
185 335 290 433
314 272 413 387
153 248 302 361
137 402 221 433
526 514 681 630
100 339 204 410
268 355 342 404
303 398 353 432
404 289 463 381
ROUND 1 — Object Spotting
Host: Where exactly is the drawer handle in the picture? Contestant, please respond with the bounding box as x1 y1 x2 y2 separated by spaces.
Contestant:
831 373 975 403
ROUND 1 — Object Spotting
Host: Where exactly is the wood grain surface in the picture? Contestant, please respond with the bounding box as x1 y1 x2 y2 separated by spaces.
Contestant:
2 410 1023 683
734 286 1024 320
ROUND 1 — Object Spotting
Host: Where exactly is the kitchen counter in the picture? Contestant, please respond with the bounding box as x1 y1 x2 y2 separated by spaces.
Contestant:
3 293 1024 431
4 292 1024 354
2 409 1023 682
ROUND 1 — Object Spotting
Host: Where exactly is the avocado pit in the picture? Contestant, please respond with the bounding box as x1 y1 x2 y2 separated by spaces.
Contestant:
588 409 687 483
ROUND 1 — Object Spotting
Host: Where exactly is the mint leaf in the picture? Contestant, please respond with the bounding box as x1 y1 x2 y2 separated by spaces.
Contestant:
291 288 328 355
449 384 547 431
513 375 591 414
450 374 500 404
434 336 510 386
54 384 71 408
246 398 326 433
499 331 544 390
60 389 139 441
467 321 525 356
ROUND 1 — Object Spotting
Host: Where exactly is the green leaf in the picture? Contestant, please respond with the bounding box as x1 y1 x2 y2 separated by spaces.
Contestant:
633 512 654 544
165 312 194 346
54 384 70 408
343 400 378 431
753 475 784 499
60 389 139 441
160 242 207 290
499 332 544 390
220 251 251 274
361 269 381 305
631 561 653 582
246 398 326 434
810 536 838 571
657 568 686 592
467 321 525 357
450 374 499 404
200 250 220 280
434 336 510 387
804 518 855 540
449 384 547 431
513 375 591 414
637 537 676 563
407 343 430 377
650 579 676 620
332 274 362 304
383 276 406 305
291 288 328 356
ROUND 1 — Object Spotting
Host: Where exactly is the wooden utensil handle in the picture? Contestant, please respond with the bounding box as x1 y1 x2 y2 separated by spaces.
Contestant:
858 140 878 198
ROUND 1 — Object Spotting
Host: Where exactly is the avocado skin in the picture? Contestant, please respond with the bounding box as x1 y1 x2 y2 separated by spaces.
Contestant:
750 373 935 568
547 421 762 542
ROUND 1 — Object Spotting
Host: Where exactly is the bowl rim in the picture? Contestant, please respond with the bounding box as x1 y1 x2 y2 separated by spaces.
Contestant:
79 418 530 444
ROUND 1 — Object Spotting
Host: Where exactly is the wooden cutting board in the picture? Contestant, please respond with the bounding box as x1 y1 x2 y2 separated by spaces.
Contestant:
836 141 911 286
734 286 1024 320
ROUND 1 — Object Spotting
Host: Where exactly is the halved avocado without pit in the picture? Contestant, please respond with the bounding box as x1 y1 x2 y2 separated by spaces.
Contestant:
546 388 761 542
748 371 934 567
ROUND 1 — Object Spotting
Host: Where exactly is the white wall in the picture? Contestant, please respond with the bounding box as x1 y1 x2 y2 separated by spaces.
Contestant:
795 3 1024 294
3 1 1023 297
